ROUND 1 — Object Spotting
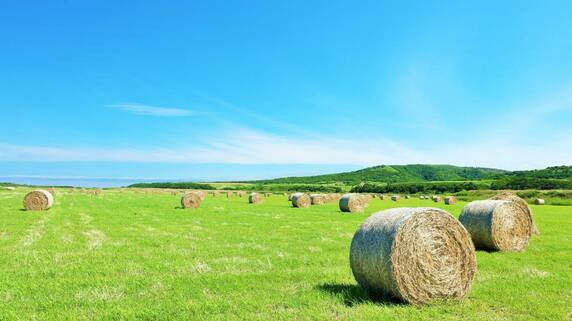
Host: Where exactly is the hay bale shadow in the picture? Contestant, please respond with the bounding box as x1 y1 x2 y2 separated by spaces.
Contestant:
315 283 403 307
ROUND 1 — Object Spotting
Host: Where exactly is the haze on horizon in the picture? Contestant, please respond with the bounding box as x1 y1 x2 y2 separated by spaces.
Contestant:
1 1 572 183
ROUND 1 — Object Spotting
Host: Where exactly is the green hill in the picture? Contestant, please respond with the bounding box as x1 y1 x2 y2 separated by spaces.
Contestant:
246 164 507 185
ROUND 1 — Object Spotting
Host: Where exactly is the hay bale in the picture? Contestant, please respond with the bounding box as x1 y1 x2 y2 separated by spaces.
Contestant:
291 192 311 208
249 192 262 204
265 192 273 197
23 190 54 211
379 194 388 201
444 196 456 205
238 191 245 198
310 194 327 205
350 207 476 305
339 193 369 213
405 195 411 199
391 195 401 201
459 200 533 252
491 192 539 235
535 198 545 205
181 191 203 209
432 196 441 202
226 191 233 198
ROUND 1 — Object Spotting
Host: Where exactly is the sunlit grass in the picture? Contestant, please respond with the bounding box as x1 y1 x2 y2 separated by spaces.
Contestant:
0 189 570 320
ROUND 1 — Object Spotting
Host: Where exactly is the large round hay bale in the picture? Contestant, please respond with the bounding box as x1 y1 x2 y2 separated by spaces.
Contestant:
291 193 311 208
310 194 327 205
535 198 545 205
23 190 54 211
181 191 203 209
350 207 476 305
459 200 533 252
249 193 262 204
339 193 368 212
491 192 539 235
444 196 456 205
391 195 401 201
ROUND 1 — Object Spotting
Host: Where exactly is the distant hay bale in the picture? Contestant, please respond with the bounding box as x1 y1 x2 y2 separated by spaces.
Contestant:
310 194 327 205
238 191 245 198
325 193 341 203
171 191 178 196
432 196 441 202
23 190 54 211
181 191 203 209
350 207 476 305
291 193 311 208
379 194 388 201
419 196 426 200
405 195 411 199
491 192 539 235
47 188 56 196
445 196 456 205
459 200 533 252
339 193 369 213
226 191 233 198
249 193 262 204
391 195 401 201
534 198 545 205
265 193 273 197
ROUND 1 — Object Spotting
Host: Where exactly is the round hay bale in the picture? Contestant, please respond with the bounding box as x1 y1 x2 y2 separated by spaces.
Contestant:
226 191 233 198
405 195 411 199
491 192 539 235
339 193 368 213
291 192 311 208
350 207 476 305
265 192 273 197
181 191 203 209
444 196 456 205
237 191 245 198
391 195 401 201
535 198 545 205
23 190 54 211
310 194 327 205
459 200 533 252
249 193 262 204
432 196 441 202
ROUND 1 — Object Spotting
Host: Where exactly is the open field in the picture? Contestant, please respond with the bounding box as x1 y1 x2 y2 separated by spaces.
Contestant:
0 189 571 320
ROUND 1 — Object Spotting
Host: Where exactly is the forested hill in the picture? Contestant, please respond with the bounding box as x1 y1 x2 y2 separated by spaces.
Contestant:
243 164 508 185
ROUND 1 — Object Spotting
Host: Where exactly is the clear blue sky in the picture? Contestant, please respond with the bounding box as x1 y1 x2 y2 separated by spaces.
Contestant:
1 1 572 183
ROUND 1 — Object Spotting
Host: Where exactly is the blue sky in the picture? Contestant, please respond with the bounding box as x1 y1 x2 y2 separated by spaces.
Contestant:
1 0 572 182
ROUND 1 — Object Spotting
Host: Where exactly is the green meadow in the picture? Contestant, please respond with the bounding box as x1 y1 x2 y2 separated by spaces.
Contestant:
0 189 570 320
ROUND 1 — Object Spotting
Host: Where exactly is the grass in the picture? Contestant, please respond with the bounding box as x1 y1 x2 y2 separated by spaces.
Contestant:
0 189 571 320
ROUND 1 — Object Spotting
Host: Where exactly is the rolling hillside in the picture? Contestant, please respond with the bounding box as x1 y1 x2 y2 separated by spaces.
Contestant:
245 164 508 185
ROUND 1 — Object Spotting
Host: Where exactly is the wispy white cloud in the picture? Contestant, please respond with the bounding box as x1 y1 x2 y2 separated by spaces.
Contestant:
110 103 193 117
1 127 571 170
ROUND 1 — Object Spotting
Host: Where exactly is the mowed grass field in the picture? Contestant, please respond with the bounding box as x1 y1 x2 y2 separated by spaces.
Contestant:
0 189 571 320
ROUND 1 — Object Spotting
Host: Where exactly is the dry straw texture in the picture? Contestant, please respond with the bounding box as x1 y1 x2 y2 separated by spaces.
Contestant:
459 200 533 252
445 196 456 205
310 194 327 205
291 193 311 208
339 193 369 212
181 191 203 209
249 193 262 204
490 192 539 235
23 190 54 211
350 207 476 305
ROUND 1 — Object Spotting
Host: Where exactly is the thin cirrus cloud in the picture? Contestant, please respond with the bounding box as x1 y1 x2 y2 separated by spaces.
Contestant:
1 127 571 170
110 103 193 117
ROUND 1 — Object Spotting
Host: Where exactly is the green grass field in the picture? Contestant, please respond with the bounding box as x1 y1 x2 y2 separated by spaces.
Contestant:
0 189 571 320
